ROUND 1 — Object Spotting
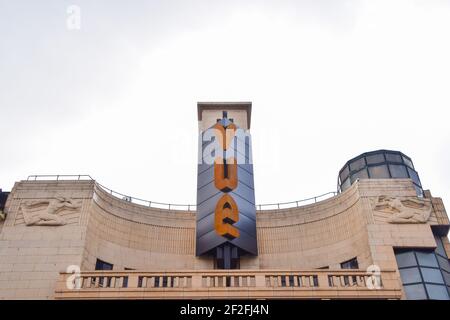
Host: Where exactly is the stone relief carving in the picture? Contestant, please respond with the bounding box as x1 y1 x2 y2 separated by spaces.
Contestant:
20 197 81 226
372 195 432 224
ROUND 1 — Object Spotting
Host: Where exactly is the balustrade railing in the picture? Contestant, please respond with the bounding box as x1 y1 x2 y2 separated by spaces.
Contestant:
27 175 338 212
55 269 401 299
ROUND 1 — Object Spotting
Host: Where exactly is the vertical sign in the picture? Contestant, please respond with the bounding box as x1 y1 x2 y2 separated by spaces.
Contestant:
196 112 257 262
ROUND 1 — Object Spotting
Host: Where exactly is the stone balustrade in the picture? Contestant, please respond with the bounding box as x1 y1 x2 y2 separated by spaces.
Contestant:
54 269 402 299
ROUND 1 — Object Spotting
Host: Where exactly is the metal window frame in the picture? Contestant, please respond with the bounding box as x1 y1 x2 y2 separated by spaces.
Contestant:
337 150 423 194
395 248 450 299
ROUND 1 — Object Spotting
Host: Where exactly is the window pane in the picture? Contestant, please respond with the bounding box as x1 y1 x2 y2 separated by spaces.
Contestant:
386 153 402 163
416 251 439 268
434 236 447 257
95 259 113 270
425 284 450 300
404 283 427 300
350 169 368 183
341 178 351 191
366 153 385 165
399 267 422 284
436 255 450 273
442 271 450 286
349 158 365 172
414 185 424 197
389 164 408 178
341 257 359 269
403 156 414 169
368 165 390 179
421 267 444 284
407 168 421 186
395 251 417 268
340 166 349 183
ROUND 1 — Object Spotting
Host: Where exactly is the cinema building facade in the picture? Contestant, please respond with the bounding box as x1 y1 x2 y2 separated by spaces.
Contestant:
1 102 449 300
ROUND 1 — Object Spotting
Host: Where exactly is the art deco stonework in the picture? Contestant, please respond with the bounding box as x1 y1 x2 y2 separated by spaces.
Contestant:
0 102 449 300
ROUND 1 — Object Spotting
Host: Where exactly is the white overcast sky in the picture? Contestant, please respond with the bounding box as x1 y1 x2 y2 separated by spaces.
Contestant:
0 0 449 211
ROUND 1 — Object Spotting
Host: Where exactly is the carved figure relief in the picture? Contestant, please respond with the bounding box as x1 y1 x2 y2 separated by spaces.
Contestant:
372 195 432 224
20 197 81 226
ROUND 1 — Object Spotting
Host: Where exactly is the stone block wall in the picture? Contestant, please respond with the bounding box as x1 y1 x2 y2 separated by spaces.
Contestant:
0 180 93 299
0 178 448 299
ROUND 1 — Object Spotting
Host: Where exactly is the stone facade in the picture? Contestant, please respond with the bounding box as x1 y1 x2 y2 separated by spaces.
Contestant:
1 177 448 299
0 180 92 299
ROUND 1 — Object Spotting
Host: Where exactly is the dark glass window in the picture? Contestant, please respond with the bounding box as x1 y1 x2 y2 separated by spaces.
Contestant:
404 283 427 300
351 169 369 183
395 251 417 268
366 153 385 165
349 157 365 172
399 267 422 284
0 191 9 211
416 251 439 268
437 255 450 273
395 248 450 300
95 259 113 270
389 164 408 178
338 150 423 196
341 257 359 269
425 284 450 300
341 178 351 191
421 267 445 284
442 271 450 285
214 257 240 269
385 153 402 163
340 166 349 183
407 168 421 186
434 236 450 288
415 185 424 197
403 156 414 169
435 236 446 257
368 165 390 179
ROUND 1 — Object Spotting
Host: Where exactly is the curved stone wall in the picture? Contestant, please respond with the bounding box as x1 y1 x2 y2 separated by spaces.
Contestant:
81 181 375 271
256 183 372 269
81 185 210 270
